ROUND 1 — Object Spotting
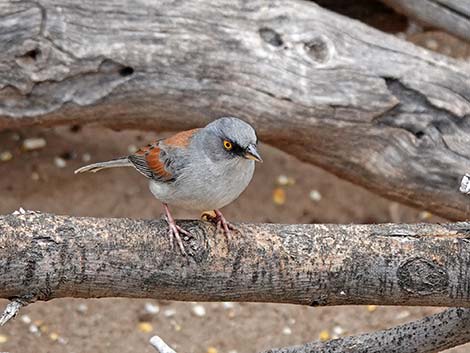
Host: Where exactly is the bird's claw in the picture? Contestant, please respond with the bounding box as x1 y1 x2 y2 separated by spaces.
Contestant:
165 216 193 256
203 210 235 237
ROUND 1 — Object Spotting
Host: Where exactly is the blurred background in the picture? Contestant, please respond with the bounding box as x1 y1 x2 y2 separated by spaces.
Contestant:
1 1 469 353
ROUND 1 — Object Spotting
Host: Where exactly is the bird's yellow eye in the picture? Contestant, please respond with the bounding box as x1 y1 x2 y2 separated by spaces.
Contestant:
223 140 233 150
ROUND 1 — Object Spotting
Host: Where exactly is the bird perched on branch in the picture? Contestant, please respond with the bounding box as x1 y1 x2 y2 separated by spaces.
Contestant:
75 117 262 254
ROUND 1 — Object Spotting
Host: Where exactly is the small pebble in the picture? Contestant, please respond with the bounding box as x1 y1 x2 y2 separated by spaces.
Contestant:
222 302 235 310
395 310 411 320
192 304 206 317
419 211 432 220
282 326 292 335
23 137 46 151
11 133 20 141
228 351 238 353
145 302 160 315
332 325 344 336
309 190 322 202
54 157 67 168
171 320 182 332
128 144 138 153
31 172 40 181
276 175 295 186
29 324 40 335
0 151 12 162
227 309 236 319
425 38 438 50
273 187 286 205
21 314 32 324
319 330 330 341
367 305 377 312
163 308 176 317
207 347 218 353
138 322 153 333
0 334 8 343
82 153 91 162
77 303 88 314
288 318 296 325
49 332 59 341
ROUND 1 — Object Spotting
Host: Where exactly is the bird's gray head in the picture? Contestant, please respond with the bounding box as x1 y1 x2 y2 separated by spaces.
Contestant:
201 117 262 163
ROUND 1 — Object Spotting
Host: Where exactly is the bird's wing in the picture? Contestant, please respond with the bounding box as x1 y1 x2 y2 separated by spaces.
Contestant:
128 128 200 182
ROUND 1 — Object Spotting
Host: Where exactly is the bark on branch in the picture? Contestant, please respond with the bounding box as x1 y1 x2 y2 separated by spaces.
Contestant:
265 307 470 353
1 0 470 220
3 212 470 352
2 212 470 307
381 0 470 42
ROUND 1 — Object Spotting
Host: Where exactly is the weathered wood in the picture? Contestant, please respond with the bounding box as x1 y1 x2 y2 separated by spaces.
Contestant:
2 212 470 308
265 307 470 353
382 0 470 42
1 0 470 221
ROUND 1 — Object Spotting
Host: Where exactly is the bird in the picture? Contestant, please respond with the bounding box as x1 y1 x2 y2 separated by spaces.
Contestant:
74 117 262 254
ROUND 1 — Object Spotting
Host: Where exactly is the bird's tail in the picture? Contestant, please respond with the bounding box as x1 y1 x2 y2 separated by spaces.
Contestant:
74 157 132 174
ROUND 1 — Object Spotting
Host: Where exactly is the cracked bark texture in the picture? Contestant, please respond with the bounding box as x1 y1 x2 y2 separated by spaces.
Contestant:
381 0 470 42
2 212 470 308
1 0 470 221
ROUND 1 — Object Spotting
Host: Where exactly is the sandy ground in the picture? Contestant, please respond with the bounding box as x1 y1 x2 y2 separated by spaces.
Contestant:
0 125 467 353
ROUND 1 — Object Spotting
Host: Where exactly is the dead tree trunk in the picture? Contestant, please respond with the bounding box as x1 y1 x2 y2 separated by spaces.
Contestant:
381 0 470 42
1 0 470 221
3 211 470 352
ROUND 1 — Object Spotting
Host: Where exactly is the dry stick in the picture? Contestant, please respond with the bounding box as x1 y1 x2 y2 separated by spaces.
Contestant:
1 0 470 221
3 212 470 352
381 0 470 42
149 336 177 353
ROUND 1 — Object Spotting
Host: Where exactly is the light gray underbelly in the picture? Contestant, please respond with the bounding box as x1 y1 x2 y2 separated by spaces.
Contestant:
149 160 255 211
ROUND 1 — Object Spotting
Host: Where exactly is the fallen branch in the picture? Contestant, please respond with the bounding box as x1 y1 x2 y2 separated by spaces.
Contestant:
1 0 470 220
381 0 470 42
264 307 470 353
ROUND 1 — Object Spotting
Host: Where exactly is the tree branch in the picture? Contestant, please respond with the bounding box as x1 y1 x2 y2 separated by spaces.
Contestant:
1 212 470 307
3 212 470 352
0 0 470 220
381 0 470 42
265 307 470 353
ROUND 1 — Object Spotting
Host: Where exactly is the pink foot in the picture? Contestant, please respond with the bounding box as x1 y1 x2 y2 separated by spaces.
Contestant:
207 209 235 236
163 203 192 255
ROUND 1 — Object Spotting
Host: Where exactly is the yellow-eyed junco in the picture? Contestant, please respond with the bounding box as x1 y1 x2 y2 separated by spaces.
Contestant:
75 117 262 254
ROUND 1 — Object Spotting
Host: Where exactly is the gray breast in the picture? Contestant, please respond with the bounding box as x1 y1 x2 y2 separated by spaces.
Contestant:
149 158 255 211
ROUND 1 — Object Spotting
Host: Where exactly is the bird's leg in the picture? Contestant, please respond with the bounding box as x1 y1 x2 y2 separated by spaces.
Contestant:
163 203 192 255
203 209 235 236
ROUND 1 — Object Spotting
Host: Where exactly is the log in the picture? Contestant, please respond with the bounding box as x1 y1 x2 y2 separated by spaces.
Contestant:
381 0 470 42
1 0 470 221
2 211 470 308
